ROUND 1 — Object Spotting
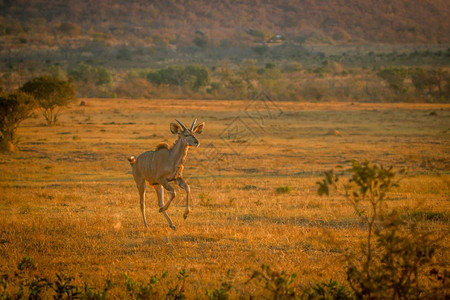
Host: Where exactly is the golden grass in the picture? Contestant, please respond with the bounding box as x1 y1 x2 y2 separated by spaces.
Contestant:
0 99 449 297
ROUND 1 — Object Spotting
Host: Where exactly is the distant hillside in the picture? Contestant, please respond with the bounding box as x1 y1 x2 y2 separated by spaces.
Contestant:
1 0 449 50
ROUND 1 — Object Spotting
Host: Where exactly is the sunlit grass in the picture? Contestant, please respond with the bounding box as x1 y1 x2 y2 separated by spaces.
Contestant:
0 99 448 297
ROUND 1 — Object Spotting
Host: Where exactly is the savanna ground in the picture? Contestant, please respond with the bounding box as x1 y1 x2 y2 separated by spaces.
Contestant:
0 99 449 297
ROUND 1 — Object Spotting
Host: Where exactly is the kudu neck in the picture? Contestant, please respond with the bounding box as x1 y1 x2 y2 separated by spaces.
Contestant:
170 136 189 165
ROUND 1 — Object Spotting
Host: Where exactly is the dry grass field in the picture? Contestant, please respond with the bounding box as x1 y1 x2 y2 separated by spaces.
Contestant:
0 99 449 297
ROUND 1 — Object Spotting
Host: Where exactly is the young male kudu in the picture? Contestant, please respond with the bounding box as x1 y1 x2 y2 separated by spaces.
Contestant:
128 119 204 230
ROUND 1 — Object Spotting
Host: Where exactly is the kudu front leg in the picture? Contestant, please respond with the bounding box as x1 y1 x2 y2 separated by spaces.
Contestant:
176 178 190 219
154 185 176 230
159 179 176 213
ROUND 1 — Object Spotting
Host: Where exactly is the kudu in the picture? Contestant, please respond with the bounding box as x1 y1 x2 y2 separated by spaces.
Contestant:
128 119 204 230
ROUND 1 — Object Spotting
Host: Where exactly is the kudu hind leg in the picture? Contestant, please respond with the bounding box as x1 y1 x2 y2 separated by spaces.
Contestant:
154 185 176 230
176 178 190 219
136 180 148 228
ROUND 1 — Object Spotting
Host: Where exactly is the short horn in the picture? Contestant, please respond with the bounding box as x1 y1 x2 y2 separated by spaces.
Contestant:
176 119 188 131
190 118 197 130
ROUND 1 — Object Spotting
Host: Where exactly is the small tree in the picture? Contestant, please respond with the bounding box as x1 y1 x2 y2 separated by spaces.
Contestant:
58 21 81 36
21 76 76 125
158 66 187 90
193 36 208 50
426 68 448 101
68 63 112 86
410 67 428 95
185 65 210 91
317 161 447 299
146 65 210 92
377 67 409 95
0 91 37 151
410 67 449 102
252 44 269 57
95 66 113 85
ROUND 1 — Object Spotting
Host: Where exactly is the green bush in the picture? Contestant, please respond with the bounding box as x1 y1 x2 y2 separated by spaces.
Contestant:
146 65 210 92
206 282 232 300
317 160 447 299
276 186 292 194
20 75 76 125
248 264 298 299
377 67 409 94
17 256 37 271
0 90 37 151
125 271 167 299
304 279 352 299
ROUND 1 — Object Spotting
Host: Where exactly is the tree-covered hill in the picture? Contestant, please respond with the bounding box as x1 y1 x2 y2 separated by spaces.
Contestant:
1 0 449 102
1 0 449 50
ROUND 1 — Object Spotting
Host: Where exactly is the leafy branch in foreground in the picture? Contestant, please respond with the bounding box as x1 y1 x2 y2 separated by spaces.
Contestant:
247 264 298 299
125 269 188 300
165 269 188 300
317 160 447 299
205 269 234 300
0 260 113 300
125 271 168 299
303 279 351 300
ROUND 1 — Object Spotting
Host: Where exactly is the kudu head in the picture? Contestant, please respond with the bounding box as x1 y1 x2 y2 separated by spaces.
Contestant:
170 119 204 147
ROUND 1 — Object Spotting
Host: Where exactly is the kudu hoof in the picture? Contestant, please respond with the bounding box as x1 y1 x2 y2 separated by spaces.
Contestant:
183 213 189 219
170 225 176 231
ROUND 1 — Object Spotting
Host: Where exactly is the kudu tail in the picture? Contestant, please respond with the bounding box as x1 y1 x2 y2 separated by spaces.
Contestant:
128 155 136 166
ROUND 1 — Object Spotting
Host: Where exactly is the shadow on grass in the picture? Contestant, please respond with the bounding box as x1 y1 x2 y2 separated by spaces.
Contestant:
233 214 365 229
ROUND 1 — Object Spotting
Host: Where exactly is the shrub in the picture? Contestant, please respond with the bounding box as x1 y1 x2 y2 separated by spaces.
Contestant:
0 90 37 151
377 67 409 94
115 78 152 99
276 186 292 194
59 21 81 36
317 160 447 299
248 264 298 299
68 63 112 86
166 269 188 300
117 47 133 61
52 273 82 299
146 65 210 92
252 45 269 56
303 279 352 299
21 76 76 125
17 256 37 271
125 271 168 299
206 282 232 300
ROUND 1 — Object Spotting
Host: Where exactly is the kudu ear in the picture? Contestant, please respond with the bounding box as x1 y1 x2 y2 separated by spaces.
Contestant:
193 122 205 134
170 123 183 134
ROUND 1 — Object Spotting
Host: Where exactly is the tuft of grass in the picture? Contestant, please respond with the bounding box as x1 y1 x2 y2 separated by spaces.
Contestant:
242 185 258 190
408 211 448 222
276 186 292 194
199 192 213 206
17 256 37 271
